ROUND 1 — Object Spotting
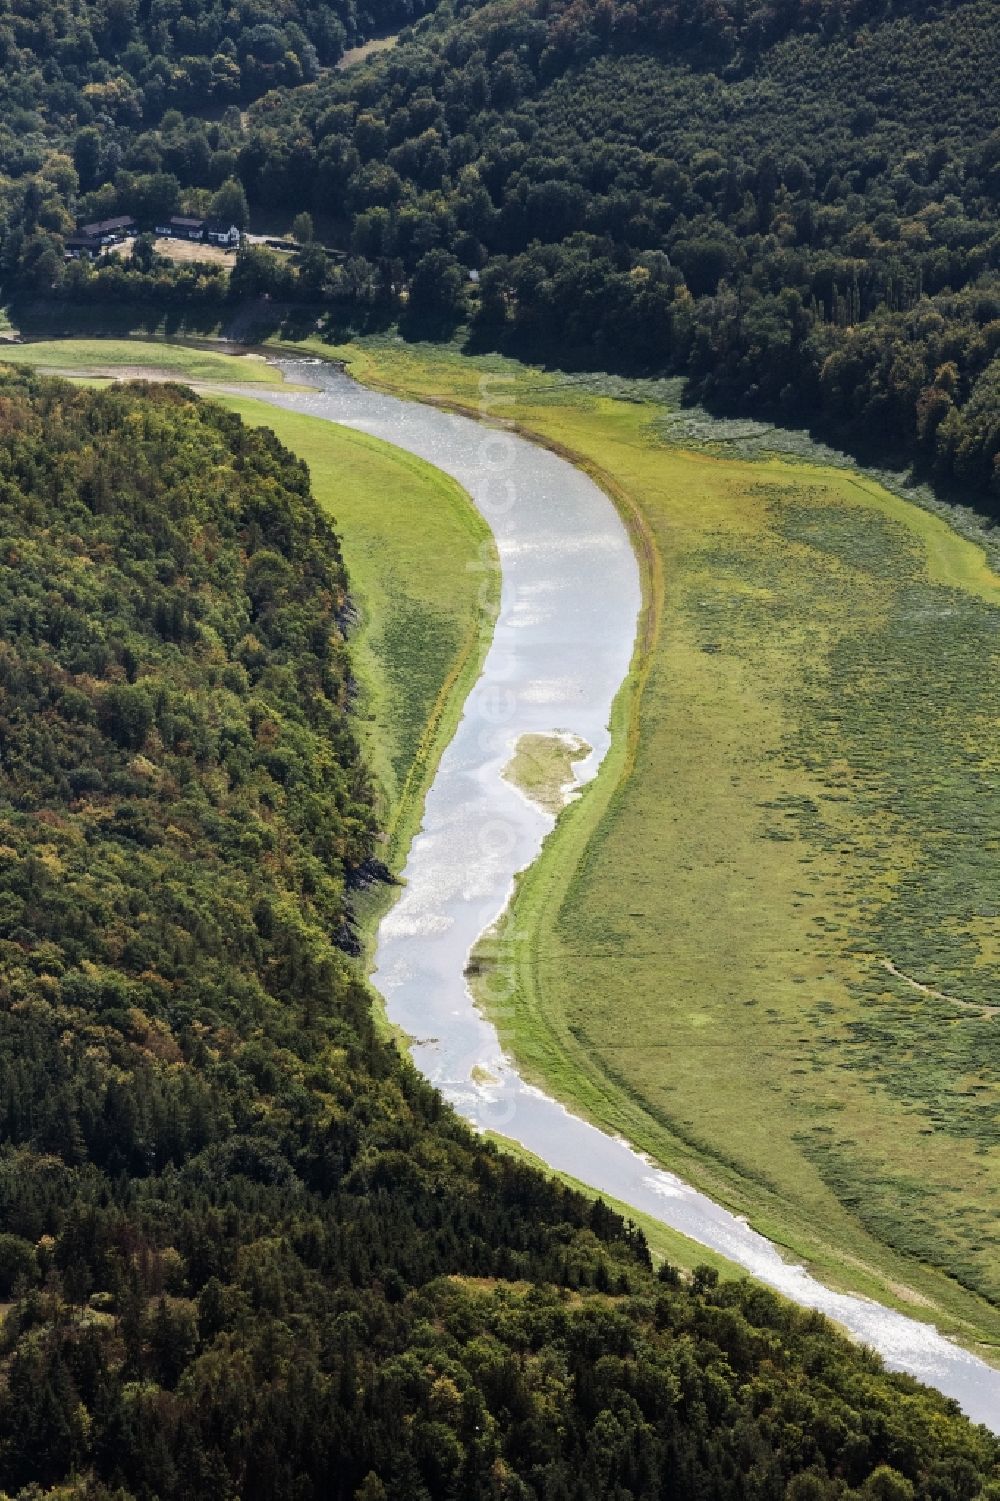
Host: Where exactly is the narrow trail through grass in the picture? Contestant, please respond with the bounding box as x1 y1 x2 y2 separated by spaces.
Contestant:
879 959 999 1019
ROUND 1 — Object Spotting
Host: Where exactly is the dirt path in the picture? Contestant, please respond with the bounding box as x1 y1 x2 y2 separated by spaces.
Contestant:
881 957 998 1018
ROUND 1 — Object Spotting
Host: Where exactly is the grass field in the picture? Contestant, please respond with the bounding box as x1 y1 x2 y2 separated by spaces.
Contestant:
80 236 237 269
336 33 399 68
304 336 1000 1353
0 338 286 385
147 238 236 267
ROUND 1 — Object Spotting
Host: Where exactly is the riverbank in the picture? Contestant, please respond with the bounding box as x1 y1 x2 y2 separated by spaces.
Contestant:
214 397 499 880
215 396 501 990
5 334 1000 1388
0 337 289 386
0 334 738 1284
294 337 1000 1363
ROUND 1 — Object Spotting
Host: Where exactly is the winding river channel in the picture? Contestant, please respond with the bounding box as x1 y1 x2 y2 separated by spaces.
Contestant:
250 357 1000 1431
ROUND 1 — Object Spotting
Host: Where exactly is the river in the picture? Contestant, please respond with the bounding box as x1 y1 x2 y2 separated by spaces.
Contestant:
249 357 1000 1432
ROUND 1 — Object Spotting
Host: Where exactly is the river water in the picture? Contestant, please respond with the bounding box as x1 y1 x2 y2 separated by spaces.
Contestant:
250 358 1000 1431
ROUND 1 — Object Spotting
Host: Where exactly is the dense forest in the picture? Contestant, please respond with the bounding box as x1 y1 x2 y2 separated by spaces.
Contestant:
0 367 995 1498
0 0 998 509
0 0 436 306
248 0 1000 505
0 0 435 136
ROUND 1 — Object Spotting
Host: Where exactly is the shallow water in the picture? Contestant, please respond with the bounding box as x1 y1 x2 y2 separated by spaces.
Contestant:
252 358 1000 1432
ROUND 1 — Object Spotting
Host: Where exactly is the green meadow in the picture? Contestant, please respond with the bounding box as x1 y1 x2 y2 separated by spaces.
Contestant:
0 337 288 385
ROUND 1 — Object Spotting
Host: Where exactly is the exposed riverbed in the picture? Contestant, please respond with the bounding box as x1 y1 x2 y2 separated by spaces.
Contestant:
244 357 999 1430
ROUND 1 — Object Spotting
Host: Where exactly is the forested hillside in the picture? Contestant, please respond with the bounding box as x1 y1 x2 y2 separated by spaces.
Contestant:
0 0 429 141
261 0 1000 506
0 0 436 302
5 0 997 510
0 368 996 1498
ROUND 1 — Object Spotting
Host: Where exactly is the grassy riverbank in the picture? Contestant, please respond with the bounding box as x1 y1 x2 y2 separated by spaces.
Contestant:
216 398 498 875
484 1133 741 1283
301 337 1000 1356
0 337 290 385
